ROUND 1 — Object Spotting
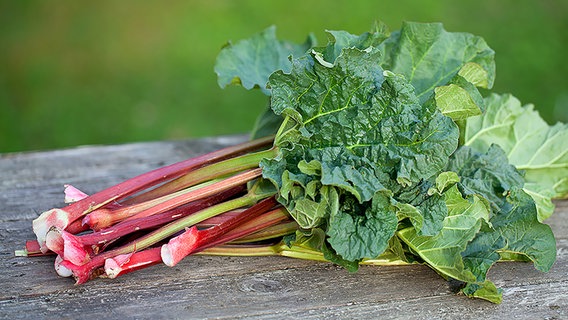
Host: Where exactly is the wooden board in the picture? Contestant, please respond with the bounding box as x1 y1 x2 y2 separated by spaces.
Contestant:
1 136 566 319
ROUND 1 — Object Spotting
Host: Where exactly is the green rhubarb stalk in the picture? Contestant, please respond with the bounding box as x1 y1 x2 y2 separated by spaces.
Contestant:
230 220 298 244
199 243 410 266
123 147 277 204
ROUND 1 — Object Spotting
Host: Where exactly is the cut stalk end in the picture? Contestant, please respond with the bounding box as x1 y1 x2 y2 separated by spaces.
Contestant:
33 208 70 253
161 226 200 267
46 227 91 265
14 249 28 257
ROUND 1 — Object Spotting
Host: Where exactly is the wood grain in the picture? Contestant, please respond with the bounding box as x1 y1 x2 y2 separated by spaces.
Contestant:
1 136 566 319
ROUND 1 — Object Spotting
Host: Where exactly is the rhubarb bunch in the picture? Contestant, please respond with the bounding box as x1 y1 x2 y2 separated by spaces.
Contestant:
18 21 566 304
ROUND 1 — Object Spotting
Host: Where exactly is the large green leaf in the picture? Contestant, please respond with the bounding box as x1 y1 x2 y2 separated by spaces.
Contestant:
262 46 460 266
397 185 490 283
464 93 568 220
445 145 557 301
269 48 459 190
459 188 557 302
380 21 495 103
434 74 486 121
214 25 315 95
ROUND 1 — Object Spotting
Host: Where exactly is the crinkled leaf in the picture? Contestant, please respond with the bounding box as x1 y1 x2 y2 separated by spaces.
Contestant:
269 49 459 190
214 25 316 95
460 220 503 282
432 171 461 194
285 228 359 272
397 185 490 283
304 148 391 203
262 47 458 243
464 93 568 220
379 21 495 103
450 146 557 297
474 188 556 273
447 144 525 211
415 193 447 236
393 195 448 238
262 154 339 229
392 174 451 237
394 202 423 234
320 237 360 272
327 192 398 261
458 188 556 304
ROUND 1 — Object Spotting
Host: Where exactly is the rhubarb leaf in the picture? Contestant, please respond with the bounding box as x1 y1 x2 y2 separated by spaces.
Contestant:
458 188 556 303
461 187 556 275
461 280 503 304
393 171 459 237
327 191 398 261
250 105 283 139
313 21 390 64
268 49 459 189
447 144 525 211
379 21 495 103
214 25 316 95
434 74 485 120
442 145 557 301
397 185 490 283
262 47 459 241
464 93 568 220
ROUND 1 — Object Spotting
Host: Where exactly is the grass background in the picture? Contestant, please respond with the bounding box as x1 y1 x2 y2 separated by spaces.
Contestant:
1 0 567 153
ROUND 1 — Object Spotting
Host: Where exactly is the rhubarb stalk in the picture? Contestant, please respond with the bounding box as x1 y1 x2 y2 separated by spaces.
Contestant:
160 197 279 266
32 136 274 252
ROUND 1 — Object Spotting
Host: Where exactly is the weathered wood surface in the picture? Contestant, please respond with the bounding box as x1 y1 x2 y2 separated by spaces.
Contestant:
0 136 566 320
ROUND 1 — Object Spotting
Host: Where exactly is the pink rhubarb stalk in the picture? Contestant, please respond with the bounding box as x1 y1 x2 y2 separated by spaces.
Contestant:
105 205 290 279
63 185 89 203
59 189 264 284
122 147 275 205
120 168 262 222
45 227 92 265
79 185 245 246
45 175 254 267
32 136 273 252
161 197 278 267
104 248 162 279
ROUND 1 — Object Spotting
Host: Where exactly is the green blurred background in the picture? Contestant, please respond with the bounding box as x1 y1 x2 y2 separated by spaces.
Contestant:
1 0 567 153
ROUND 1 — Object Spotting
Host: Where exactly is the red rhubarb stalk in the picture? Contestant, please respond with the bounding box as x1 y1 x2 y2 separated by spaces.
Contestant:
58 188 266 284
46 168 259 266
104 248 162 279
32 136 274 252
123 147 276 205
121 168 263 222
103 207 291 279
79 186 246 246
82 180 233 231
160 197 278 267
